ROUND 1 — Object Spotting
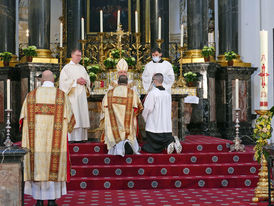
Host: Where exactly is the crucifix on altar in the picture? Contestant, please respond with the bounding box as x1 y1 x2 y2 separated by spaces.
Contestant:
110 24 130 59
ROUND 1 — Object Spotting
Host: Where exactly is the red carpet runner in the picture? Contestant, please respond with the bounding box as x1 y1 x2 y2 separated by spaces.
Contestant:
67 135 259 190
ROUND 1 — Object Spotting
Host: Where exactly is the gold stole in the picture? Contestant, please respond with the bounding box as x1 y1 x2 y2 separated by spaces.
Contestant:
107 88 133 143
27 88 66 181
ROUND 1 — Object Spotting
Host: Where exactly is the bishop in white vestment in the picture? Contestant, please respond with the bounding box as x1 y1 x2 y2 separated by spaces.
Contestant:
142 48 175 94
59 49 91 142
142 73 182 154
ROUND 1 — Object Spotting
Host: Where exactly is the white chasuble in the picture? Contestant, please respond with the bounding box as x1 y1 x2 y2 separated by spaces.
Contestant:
142 60 175 93
102 85 143 155
59 61 91 141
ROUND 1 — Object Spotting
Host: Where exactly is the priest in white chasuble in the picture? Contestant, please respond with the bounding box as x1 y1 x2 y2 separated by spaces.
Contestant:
142 47 175 94
102 75 143 156
20 70 75 206
59 49 91 142
142 73 182 154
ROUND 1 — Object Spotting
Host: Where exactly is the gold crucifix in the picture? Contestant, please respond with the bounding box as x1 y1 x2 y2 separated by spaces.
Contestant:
111 24 130 58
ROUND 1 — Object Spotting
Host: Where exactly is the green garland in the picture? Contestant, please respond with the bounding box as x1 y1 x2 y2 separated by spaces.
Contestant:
253 110 273 163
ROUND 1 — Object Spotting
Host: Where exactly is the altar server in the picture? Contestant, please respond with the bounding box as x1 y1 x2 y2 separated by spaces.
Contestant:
142 73 182 154
20 70 75 206
142 48 175 94
59 49 91 142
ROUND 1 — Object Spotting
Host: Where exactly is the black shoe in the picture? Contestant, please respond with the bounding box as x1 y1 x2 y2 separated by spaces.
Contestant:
48 200 57 206
124 142 133 155
35 200 43 206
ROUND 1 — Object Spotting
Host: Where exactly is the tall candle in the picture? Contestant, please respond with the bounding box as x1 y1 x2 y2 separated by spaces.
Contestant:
158 17 161 39
259 30 268 110
180 24 184 47
117 10 120 30
81 18 84 40
7 79 10 110
100 10 103 32
135 11 138 33
60 22 63 47
235 79 239 109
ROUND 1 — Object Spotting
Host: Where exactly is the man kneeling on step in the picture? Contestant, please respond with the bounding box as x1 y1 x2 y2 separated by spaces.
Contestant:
102 75 143 156
142 73 182 154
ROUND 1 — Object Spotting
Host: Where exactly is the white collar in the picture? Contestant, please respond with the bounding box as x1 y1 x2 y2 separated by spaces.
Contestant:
42 81 55 87
69 60 77 65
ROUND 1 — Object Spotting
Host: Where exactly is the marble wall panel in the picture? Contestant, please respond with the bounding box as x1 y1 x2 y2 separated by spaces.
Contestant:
209 77 216 122
0 163 22 206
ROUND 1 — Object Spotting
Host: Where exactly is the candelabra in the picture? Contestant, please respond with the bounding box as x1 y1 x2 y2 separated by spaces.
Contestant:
4 109 13 147
175 46 186 87
59 47 64 72
134 32 142 71
79 39 87 65
98 32 105 70
230 108 245 152
156 39 164 49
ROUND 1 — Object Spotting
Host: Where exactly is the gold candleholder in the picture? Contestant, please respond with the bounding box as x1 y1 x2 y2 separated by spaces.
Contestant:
98 32 105 70
79 39 87 65
156 39 164 49
230 108 245 152
58 46 64 72
134 32 142 71
252 109 274 203
175 46 186 87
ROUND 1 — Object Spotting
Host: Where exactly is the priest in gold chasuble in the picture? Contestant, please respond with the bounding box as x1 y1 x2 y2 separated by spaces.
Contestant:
20 70 75 205
102 75 143 156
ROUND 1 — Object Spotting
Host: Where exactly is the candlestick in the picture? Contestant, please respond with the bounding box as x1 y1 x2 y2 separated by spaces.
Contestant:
81 18 85 40
4 109 13 147
259 30 268 110
180 24 184 47
7 79 10 110
117 10 120 30
158 17 161 40
100 10 103 33
135 11 138 33
230 108 245 152
235 79 239 109
60 22 63 47
175 47 186 87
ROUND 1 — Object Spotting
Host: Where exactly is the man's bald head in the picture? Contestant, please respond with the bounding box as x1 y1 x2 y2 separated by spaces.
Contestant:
41 70 54 83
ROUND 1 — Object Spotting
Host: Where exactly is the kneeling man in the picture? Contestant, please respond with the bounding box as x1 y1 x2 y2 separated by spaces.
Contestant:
142 73 182 154
102 75 143 156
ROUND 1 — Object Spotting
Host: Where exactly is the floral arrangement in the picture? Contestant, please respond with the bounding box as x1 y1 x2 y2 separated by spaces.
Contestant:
183 71 198 83
104 49 136 69
224 51 237 61
201 46 215 58
22 45 37 57
253 110 273 163
87 64 100 83
125 57 136 67
0 52 12 62
172 64 179 74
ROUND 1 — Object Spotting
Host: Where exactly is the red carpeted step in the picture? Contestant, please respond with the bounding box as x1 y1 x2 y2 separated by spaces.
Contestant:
70 152 257 165
70 163 260 177
67 175 258 190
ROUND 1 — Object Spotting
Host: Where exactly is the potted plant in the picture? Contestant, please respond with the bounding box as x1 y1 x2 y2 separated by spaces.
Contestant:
104 57 115 69
89 72 97 83
202 46 215 62
184 71 198 87
87 64 100 74
111 49 125 59
22 45 37 62
224 51 237 66
0 52 13 67
125 57 136 68
82 57 91 67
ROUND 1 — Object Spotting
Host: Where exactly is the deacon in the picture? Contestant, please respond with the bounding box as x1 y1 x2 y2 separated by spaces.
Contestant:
20 70 75 206
59 49 91 142
142 48 175 93
142 73 182 154
102 75 143 156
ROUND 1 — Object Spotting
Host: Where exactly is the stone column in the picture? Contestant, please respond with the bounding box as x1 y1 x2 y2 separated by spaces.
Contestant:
67 0 85 57
28 0 51 55
218 0 238 54
0 0 16 53
183 0 208 63
150 0 169 57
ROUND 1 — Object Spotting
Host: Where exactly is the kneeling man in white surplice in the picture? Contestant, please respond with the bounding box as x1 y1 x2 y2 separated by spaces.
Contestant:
102 75 143 156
